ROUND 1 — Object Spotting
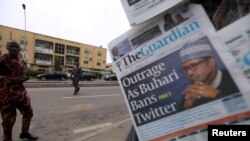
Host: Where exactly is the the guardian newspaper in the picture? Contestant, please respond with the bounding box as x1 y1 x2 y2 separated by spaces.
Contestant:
109 4 250 141
121 0 186 26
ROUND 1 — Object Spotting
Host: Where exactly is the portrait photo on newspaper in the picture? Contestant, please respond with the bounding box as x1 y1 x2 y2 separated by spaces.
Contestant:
178 36 240 110
111 39 133 62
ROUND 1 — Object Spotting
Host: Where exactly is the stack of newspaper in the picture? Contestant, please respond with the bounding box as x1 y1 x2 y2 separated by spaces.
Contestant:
109 0 250 140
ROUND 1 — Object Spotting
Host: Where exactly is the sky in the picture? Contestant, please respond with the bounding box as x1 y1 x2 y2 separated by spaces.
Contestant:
0 0 131 63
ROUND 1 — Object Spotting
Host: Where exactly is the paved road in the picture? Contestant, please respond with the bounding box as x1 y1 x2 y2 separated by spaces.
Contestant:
0 86 131 141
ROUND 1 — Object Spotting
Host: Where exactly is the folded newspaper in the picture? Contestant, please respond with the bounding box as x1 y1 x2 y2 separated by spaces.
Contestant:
121 0 187 26
217 14 250 80
109 4 250 141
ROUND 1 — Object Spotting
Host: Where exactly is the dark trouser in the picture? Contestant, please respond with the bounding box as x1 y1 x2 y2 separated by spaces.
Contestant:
0 94 33 141
72 78 80 94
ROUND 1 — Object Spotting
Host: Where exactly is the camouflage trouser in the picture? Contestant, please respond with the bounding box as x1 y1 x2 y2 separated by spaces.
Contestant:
72 78 80 94
0 94 33 141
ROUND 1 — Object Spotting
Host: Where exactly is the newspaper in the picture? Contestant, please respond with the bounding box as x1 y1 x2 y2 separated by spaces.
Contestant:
217 14 250 81
109 4 250 141
121 0 187 26
110 4 214 76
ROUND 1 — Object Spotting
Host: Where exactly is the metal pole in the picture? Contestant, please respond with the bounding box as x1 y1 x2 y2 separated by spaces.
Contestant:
22 4 26 48
21 3 29 66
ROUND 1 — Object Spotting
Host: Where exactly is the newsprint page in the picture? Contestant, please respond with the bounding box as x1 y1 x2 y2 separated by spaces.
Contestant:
217 14 250 82
108 4 250 141
121 0 187 26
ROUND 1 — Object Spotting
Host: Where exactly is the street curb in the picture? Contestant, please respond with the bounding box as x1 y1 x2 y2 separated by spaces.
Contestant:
24 81 119 88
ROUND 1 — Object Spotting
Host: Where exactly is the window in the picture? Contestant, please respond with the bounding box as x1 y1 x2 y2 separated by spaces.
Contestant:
84 60 89 64
55 43 65 54
85 50 89 54
66 45 80 55
35 39 53 49
20 38 28 46
97 52 102 56
35 54 52 60
66 57 79 65
35 39 53 54
97 62 101 66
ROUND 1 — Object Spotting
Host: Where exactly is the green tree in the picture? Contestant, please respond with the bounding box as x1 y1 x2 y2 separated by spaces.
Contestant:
54 56 62 71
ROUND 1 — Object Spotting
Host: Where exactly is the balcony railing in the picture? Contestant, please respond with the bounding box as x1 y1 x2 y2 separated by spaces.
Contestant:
66 61 76 65
66 50 79 55
35 46 53 54
35 60 52 65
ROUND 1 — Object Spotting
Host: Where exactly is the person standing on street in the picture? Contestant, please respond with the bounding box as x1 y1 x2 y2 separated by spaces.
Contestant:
0 40 38 141
70 63 81 95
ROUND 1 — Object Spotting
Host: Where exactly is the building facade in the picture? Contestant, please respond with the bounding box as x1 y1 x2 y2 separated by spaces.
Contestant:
0 25 107 72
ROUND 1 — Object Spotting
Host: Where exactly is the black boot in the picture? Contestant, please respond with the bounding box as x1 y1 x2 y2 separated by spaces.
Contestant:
20 132 38 140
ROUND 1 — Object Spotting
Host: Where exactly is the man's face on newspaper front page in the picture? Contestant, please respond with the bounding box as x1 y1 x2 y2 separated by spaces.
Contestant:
182 57 217 84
